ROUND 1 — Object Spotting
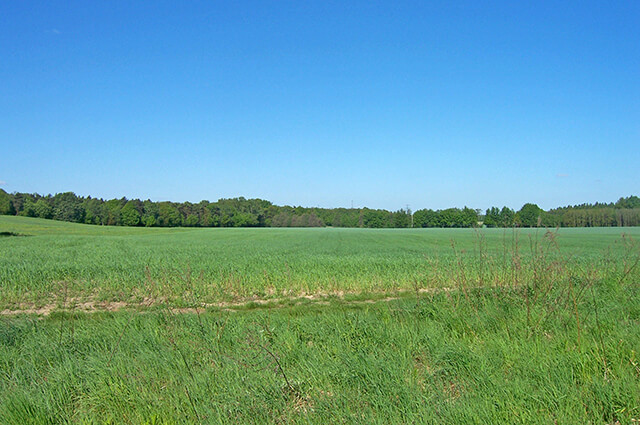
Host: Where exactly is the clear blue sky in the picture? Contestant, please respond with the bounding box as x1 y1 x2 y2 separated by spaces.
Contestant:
1 1 638 211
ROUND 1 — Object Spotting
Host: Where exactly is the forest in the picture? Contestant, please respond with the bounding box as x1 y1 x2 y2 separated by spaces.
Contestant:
0 189 639 228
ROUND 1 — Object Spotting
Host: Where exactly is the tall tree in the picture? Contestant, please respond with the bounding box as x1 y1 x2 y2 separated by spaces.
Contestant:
53 192 85 223
517 203 543 227
34 199 53 219
121 200 142 226
499 207 515 227
391 209 411 228
484 207 500 227
0 189 15 215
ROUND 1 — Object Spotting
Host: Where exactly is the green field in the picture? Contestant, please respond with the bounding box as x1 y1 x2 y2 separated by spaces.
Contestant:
1 215 638 309
1 216 639 423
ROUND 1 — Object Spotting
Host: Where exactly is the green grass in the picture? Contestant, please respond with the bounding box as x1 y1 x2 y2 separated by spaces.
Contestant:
1 216 639 423
1 215 639 308
1 285 639 424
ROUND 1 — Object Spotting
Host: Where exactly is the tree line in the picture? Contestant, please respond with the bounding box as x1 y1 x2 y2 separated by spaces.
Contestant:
0 189 638 228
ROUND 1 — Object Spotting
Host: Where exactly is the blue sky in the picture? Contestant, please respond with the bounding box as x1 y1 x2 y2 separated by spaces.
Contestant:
1 1 638 211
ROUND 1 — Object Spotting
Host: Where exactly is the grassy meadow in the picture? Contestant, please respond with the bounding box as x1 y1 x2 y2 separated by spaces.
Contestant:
1 215 638 308
1 216 640 423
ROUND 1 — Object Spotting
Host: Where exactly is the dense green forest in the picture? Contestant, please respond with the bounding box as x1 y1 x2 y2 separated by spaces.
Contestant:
0 189 638 228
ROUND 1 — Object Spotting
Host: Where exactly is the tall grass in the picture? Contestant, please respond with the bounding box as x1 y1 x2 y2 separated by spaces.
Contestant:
1 264 639 423
1 217 639 423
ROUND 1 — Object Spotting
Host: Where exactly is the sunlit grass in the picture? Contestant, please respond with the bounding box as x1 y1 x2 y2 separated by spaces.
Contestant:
1 216 640 423
1 216 639 308
1 284 639 424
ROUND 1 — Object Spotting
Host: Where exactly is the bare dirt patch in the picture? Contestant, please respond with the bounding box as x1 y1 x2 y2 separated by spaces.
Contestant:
0 286 457 316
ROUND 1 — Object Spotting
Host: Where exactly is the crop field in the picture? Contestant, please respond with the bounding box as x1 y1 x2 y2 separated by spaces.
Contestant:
1 215 637 309
1 216 640 423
